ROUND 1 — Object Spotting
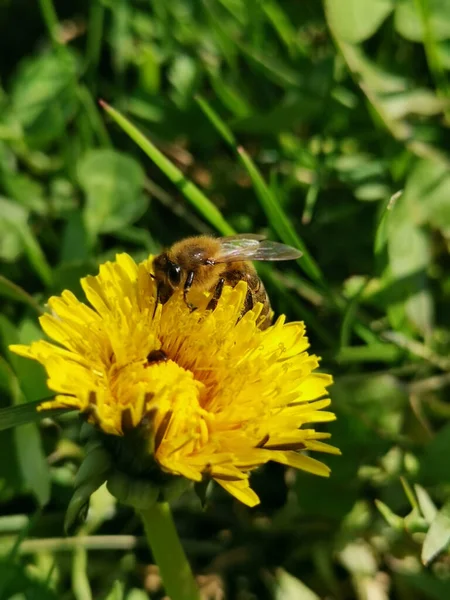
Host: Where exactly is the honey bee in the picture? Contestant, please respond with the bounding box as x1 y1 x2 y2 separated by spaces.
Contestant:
152 234 302 330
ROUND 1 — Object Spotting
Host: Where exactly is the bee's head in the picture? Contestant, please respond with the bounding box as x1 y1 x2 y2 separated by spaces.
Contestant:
153 252 183 289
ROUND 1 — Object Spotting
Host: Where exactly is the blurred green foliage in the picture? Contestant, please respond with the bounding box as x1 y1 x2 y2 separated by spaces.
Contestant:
1 0 450 598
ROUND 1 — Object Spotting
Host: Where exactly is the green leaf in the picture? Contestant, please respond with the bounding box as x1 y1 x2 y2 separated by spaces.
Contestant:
0 370 50 506
105 580 126 600
0 171 47 215
0 196 28 262
65 475 108 535
60 211 90 263
334 373 408 436
415 484 438 524
0 197 53 286
169 54 200 108
399 572 450 600
275 569 320 600
0 316 48 403
74 446 111 489
9 49 79 148
395 0 450 42
50 260 97 296
14 414 51 507
382 89 450 120
0 320 52 506
325 0 394 43
402 158 450 237
420 423 450 484
422 501 450 565
375 499 405 529
127 589 150 600
386 212 433 337
78 149 148 240
0 366 23 501
137 44 161 95
376 188 434 337
0 557 58 600
0 400 70 432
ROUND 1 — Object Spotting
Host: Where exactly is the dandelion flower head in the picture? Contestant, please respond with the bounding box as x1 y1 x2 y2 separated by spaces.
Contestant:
11 254 339 507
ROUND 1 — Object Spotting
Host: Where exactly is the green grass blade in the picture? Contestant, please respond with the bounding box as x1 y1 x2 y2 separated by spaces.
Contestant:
38 0 63 49
0 275 44 315
85 0 105 84
195 95 237 146
339 279 368 348
236 147 324 283
195 95 324 284
7 509 41 563
262 0 298 55
333 344 405 364
20 225 53 288
78 86 111 147
0 399 71 432
302 181 320 225
99 101 235 236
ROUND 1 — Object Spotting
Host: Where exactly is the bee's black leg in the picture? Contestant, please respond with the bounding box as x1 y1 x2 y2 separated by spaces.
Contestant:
183 271 196 311
153 281 161 318
244 288 254 312
207 277 225 312
234 288 254 326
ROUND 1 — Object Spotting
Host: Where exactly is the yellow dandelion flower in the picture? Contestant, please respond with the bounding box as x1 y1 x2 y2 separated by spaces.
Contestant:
10 253 339 507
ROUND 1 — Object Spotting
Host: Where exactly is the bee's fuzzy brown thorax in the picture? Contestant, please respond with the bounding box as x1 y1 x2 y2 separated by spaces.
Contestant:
167 236 224 289
169 236 221 267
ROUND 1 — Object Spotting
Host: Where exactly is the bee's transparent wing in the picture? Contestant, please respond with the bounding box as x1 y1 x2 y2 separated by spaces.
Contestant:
213 236 302 263
220 233 266 242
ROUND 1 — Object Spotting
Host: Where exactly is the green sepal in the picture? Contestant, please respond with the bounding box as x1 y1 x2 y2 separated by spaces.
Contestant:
162 476 191 502
194 479 212 508
65 474 108 535
107 471 159 510
74 445 111 488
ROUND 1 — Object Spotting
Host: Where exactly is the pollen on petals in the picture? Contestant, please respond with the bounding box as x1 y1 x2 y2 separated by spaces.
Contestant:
9 253 338 507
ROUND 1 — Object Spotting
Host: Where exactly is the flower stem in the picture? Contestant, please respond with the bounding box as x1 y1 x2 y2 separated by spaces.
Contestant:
138 502 200 600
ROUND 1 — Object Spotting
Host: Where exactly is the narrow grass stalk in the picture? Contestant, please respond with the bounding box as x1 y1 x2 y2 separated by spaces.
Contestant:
99 101 234 236
38 0 63 48
85 0 105 86
72 545 92 600
78 87 111 147
0 399 70 432
237 146 324 284
333 343 404 364
139 502 200 600
0 275 44 315
195 94 325 285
